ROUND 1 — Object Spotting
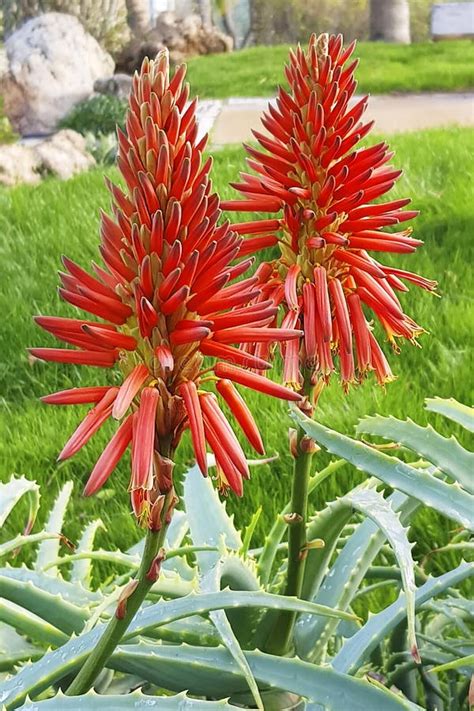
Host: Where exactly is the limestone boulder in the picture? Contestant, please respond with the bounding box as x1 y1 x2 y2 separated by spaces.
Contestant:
33 129 96 180
0 13 114 135
0 143 41 186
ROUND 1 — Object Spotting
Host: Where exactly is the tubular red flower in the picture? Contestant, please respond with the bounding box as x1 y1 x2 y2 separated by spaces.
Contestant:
131 387 159 492
112 364 150 420
223 33 436 394
58 388 118 461
84 414 134 496
33 51 304 521
215 363 301 401
178 381 207 477
216 379 264 455
41 386 112 405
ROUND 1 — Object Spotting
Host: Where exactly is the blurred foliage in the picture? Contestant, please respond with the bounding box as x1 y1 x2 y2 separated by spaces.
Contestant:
1 0 130 55
250 0 471 44
59 94 127 138
0 95 17 144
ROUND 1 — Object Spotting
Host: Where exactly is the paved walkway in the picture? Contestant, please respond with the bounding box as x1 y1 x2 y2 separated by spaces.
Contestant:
196 93 474 146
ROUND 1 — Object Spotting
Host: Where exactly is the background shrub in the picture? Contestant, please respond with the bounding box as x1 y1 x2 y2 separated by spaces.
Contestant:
59 94 126 138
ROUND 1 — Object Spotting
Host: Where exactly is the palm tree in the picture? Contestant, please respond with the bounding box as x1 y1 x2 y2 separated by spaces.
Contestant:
370 0 411 43
125 0 150 36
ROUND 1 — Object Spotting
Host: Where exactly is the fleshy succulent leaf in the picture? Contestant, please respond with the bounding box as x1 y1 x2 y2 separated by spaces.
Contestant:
425 397 474 433
0 590 354 709
17 690 237 709
290 406 474 530
0 597 68 647
183 463 242 575
110 644 422 710
332 561 474 675
296 490 418 662
35 481 73 575
0 569 89 635
0 476 40 534
70 519 105 588
357 414 474 493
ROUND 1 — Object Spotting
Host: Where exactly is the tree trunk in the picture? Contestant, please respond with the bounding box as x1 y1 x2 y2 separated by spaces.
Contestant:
370 0 411 43
249 0 275 44
197 0 213 29
125 0 150 36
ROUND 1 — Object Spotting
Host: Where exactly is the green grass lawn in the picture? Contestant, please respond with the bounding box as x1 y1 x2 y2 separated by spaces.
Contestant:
186 40 474 98
0 128 473 573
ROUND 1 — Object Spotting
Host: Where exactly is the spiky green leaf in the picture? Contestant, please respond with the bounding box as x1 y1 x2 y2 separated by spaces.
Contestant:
0 597 67 646
290 406 474 530
0 590 355 709
70 519 105 588
35 481 73 575
425 397 474 432
357 414 474 493
17 691 236 709
110 644 421 710
333 561 474 675
0 476 40 532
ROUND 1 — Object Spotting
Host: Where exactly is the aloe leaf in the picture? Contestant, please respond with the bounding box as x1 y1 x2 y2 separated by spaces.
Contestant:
0 532 61 560
200 555 263 710
146 616 220 646
0 476 40 532
17 690 237 709
35 481 73 575
0 624 41 672
0 597 68 647
431 653 474 674
333 561 474 675
257 460 345 586
0 570 88 635
0 566 100 605
241 506 262 556
70 519 105 588
110 644 421 710
290 406 474 530
357 414 474 493
43 549 141 573
296 490 418 662
0 590 356 709
183 463 242 575
425 397 474 433
349 488 418 659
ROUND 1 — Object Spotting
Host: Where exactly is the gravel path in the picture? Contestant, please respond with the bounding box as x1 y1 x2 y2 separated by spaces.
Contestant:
196 93 474 146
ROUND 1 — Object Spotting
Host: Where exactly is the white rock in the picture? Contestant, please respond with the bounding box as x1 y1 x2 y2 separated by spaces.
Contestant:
33 130 96 180
0 144 41 186
1 13 114 135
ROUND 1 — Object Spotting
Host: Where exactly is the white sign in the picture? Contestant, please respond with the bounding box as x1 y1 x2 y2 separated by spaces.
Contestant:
431 2 474 38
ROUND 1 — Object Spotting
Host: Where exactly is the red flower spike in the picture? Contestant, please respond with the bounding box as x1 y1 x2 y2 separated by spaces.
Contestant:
33 51 301 524
224 33 436 393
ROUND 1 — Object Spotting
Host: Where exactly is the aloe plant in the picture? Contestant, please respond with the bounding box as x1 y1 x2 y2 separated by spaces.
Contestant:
1 397 472 709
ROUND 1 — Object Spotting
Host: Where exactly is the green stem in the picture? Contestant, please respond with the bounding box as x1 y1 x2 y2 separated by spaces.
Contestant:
66 493 172 696
265 377 315 655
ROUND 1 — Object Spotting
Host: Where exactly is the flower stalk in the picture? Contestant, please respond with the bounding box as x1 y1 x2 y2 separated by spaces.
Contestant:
266 376 315 656
66 488 174 696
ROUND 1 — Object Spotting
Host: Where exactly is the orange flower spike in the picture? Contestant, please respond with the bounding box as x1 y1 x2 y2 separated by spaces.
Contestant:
33 51 303 525
223 33 436 393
